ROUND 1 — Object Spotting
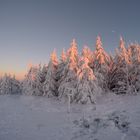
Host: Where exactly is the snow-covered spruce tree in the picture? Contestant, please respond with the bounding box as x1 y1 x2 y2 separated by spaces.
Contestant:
0 74 21 94
109 37 131 94
10 75 21 94
56 49 67 89
133 64 140 93
41 64 48 83
117 37 130 63
81 46 94 69
43 50 58 97
32 64 47 96
22 66 39 95
0 74 11 94
67 39 79 62
75 56 101 104
61 48 67 62
93 36 110 91
56 49 67 81
127 44 140 93
128 43 140 63
106 54 116 90
58 39 79 102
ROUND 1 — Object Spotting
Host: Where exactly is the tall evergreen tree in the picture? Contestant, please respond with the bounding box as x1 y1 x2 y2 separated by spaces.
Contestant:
10 75 21 94
110 37 131 94
81 46 93 68
67 39 78 63
43 50 58 97
93 36 110 91
75 55 101 104
22 66 38 95
0 74 12 94
127 44 140 93
33 64 46 96
94 36 110 68
58 39 79 102
56 49 67 90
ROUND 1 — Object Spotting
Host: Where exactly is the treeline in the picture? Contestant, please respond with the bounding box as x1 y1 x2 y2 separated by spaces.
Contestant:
0 36 140 104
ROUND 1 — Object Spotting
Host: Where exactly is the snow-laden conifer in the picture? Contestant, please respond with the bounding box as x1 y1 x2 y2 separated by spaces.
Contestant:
43 50 58 97
58 39 79 102
93 36 110 91
76 55 101 104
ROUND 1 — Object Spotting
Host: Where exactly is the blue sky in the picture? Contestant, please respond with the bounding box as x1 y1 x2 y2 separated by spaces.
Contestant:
0 0 140 78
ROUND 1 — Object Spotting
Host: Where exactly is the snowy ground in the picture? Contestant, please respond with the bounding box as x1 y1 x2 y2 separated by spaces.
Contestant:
0 94 140 140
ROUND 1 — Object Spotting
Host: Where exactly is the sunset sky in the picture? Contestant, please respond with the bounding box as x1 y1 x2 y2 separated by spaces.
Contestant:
0 0 140 79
